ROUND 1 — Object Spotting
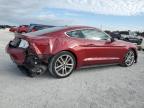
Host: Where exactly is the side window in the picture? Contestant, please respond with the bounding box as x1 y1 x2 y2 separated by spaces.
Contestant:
81 29 110 40
66 30 84 38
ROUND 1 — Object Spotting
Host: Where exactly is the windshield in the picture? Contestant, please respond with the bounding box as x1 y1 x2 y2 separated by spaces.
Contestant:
129 31 137 36
25 26 66 36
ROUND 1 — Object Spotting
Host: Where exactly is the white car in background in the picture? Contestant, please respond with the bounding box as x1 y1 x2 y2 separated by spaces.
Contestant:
141 39 144 51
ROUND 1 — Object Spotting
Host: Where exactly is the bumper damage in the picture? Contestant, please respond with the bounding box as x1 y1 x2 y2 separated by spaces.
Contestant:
6 42 48 77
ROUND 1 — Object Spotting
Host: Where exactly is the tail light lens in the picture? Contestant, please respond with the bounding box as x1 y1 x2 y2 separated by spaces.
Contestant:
18 39 29 48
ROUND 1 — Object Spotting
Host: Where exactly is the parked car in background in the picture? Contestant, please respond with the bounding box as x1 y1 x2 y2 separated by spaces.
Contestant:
9 26 18 32
105 31 121 40
120 31 143 45
14 24 58 37
27 24 56 33
141 32 144 38
0 25 11 29
17 25 29 33
6 26 138 78
111 31 122 40
140 39 144 51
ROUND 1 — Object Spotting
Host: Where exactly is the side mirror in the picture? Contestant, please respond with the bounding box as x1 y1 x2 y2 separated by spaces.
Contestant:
110 37 115 42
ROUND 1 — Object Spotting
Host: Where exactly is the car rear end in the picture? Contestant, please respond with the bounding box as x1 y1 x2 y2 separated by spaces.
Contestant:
6 26 69 76
6 35 48 76
7 26 66 64
6 37 29 65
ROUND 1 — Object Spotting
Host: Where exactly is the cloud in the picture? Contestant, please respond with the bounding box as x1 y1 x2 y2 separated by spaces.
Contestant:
0 0 84 25
0 0 144 29
45 0 144 16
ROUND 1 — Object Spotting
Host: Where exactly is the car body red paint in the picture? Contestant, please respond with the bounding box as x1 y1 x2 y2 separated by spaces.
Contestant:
6 26 138 77
7 47 26 64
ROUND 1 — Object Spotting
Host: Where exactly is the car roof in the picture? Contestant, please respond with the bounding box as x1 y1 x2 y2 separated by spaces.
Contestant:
60 26 98 31
25 26 100 36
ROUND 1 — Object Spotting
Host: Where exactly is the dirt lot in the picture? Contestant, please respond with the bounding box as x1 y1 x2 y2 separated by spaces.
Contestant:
0 29 144 108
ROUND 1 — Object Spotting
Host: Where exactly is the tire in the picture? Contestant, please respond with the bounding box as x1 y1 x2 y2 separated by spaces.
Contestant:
49 51 76 78
122 50 135 67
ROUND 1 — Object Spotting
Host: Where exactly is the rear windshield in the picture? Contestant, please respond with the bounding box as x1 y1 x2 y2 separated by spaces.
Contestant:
25 26 67 36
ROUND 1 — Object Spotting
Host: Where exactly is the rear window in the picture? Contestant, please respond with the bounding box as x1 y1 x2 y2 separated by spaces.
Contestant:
25 26 66 36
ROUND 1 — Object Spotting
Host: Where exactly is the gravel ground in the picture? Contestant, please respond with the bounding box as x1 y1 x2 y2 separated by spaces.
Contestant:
0 29 144 108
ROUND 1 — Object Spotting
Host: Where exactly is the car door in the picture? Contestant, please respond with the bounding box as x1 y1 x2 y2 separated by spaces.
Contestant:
66 30 89 67
80 29 123 66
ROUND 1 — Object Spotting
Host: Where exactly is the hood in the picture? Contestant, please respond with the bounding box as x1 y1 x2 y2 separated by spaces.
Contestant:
114 40 137 48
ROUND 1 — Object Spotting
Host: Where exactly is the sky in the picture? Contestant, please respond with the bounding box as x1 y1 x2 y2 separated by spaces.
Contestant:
0 0 144 31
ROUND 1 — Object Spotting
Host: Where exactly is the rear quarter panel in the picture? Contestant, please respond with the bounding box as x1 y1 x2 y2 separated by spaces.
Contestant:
49 36 86 68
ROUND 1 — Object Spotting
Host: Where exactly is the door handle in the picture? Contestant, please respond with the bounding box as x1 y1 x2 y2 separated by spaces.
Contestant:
80 44 96 47
87 44 96 46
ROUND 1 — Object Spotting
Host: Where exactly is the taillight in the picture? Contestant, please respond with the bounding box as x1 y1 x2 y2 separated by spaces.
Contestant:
18 39 29 48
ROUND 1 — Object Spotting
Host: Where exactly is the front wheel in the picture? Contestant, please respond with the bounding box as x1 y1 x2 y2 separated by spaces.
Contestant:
122 50 135 67
49 51 76 78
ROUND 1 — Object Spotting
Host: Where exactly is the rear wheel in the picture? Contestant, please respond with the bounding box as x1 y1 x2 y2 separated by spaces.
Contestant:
49 51 76 78
122 50 135 67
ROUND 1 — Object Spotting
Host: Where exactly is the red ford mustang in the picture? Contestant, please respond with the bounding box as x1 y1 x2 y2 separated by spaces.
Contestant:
6 26 138 78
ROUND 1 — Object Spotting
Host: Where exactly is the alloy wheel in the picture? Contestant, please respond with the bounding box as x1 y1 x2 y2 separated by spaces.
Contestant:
125 50 135 66
54 54 74 77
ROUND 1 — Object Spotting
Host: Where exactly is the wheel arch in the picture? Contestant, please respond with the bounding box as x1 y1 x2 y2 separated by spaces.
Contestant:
129 48 137 63
48 49 78 69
